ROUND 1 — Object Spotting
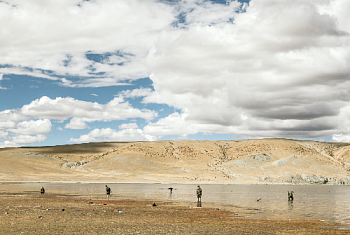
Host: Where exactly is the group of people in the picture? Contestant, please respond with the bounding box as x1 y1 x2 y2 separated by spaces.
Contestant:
40 185 293 203
104 185 203 202
39 186 112 199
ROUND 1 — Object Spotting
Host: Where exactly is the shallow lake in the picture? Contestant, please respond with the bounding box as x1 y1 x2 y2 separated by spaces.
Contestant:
2 183 350 229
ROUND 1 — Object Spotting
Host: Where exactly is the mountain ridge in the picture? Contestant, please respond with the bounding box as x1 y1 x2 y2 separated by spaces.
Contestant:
1 139 350 184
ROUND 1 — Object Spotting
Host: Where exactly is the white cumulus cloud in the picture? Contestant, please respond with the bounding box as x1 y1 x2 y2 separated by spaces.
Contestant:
9 119 52 135
0 130 8 140
144 0 350 139
119 123 139 129
11 134 47 144
2 0 350 146
65 117 89 130
0 0 175 87
22 96 157 122
70 127 156 143
331 134 350 143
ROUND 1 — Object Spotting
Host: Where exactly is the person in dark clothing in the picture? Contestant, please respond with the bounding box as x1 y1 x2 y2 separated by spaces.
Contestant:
168 187 173 194
288 191 294 201
40 187 45 194
106 185 111 200
196 185 202 202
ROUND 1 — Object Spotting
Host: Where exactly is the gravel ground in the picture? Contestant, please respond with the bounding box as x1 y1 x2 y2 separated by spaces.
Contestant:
1 193 349 235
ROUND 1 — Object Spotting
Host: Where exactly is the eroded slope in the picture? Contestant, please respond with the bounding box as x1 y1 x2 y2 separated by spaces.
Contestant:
1 139 350 184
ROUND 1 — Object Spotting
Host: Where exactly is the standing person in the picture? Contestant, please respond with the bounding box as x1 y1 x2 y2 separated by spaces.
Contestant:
288 191 294 201
106 185 111 200
40 187 45 194
196 185 202 202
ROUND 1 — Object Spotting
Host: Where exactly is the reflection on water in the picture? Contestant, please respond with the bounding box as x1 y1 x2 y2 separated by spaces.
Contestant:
2 183 350 228
288 200 294 210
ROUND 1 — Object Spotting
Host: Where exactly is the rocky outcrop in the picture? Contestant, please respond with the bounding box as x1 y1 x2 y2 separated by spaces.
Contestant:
278 174 350 185
248 153 273 162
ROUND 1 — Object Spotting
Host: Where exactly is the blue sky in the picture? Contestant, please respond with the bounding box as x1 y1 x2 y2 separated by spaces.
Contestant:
0 0 349 147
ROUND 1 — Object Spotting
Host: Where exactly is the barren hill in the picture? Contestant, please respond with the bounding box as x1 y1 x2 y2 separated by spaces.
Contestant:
1 139 350 184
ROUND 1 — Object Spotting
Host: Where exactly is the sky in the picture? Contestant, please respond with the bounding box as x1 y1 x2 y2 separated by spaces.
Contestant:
0 0 350 148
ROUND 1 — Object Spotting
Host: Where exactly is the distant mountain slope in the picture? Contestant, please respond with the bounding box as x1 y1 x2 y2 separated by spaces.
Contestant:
1 139 350 184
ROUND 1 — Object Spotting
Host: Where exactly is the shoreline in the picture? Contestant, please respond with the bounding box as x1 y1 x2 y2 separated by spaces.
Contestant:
2 180 349 186
1 193 349 234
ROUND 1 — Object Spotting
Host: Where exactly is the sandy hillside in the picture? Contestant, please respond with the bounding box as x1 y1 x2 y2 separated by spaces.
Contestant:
1 139 350 184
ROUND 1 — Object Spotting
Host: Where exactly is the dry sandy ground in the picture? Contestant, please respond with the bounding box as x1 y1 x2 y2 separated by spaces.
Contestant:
1 139 350 184
1 193 349 235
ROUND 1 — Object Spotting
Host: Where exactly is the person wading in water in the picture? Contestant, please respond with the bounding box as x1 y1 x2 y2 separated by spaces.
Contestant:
106 185 111 200
288 191 294 201
196 185 202 207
